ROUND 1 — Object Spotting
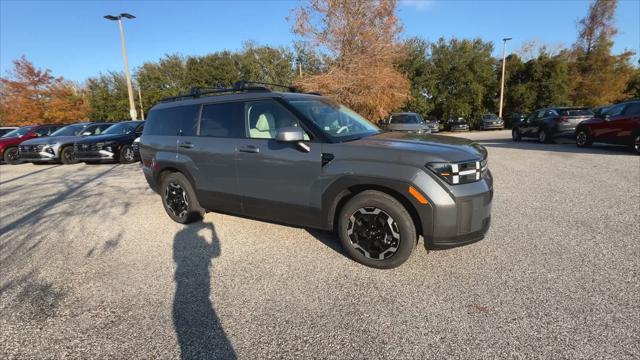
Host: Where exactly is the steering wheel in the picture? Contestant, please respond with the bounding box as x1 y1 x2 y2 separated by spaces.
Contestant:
336 126 349 134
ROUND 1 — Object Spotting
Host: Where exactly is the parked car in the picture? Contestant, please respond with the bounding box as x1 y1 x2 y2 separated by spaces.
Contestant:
575 99 640 154
0 124 65 164
19 122 113 164
74 120 144 164
0 126 18 137
385 112 431 134
140 81 493 269
428 120 440 133
511 107 594 143
132 136 141 161
446 118 470 132
479 114 504 130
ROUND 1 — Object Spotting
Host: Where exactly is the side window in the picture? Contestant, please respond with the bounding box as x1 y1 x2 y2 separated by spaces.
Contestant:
144 105 199 136
605 103 626 117
536 110 546 118
135 123 144 134
199 102 245 138
622 102 640 116
246 100 308 140
545 110 558 117
34 127 50 136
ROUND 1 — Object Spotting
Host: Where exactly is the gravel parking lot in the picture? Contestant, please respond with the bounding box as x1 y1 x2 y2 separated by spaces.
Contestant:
1 130 639 359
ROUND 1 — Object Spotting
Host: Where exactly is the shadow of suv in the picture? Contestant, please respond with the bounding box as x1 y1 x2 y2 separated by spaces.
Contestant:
140 82 493 269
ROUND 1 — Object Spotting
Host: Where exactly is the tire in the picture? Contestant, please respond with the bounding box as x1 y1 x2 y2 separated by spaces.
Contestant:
512 128 521 141
575 129 592 148
337 190 416 269
632 133 640 155
3 147 20 165
161 172 204 224
59 146 77 164
538 128 552 143
119 145 136 164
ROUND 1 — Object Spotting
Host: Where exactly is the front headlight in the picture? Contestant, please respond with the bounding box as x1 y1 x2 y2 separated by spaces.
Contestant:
427 158 487 185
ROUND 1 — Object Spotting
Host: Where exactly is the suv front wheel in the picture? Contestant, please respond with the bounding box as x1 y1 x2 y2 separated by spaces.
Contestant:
161 172 204 224
338 190 416 269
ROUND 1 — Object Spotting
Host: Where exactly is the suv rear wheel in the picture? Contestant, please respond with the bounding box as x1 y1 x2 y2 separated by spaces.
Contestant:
338 190 416 269
538 128 552 144
161 172 204 224
633 134 640 155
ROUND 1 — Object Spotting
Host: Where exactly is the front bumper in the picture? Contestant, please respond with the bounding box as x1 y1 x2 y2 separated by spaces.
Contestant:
481 123 504 129
74 149 117 162
19 145 58 162
412 169 493 249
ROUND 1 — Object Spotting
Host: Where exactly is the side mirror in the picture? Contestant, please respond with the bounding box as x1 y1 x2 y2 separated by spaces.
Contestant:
276 127 305 142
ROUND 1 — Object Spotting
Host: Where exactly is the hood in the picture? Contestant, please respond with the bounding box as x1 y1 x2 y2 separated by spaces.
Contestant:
346 131 486 163
75 133 132 144
20 136 83 146
482 118 500 123
387 123 430 131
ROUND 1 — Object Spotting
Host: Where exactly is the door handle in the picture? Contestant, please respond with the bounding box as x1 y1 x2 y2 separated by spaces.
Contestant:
179 142 194 149
238 145 259 153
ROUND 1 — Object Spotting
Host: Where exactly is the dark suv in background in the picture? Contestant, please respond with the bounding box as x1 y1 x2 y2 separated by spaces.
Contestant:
140 82 493 269
512 107 593 143
74 120 144 164
576 99 640 154
19 122 112 164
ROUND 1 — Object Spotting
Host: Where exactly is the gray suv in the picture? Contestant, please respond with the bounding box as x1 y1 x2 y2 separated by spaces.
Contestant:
140 82 493 268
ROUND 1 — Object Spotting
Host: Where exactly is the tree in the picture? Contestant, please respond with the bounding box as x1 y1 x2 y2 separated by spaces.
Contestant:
84 72 131 121
425 38 497 127
291 0 409 121
398 37 433 117
0 56 88 126
569 0 635 106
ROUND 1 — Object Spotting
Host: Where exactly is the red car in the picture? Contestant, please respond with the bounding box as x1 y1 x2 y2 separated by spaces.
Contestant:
0 124 64 164
575 100 640 154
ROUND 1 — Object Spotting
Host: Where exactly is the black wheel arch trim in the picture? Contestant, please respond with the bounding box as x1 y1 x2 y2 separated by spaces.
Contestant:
321 175 432 238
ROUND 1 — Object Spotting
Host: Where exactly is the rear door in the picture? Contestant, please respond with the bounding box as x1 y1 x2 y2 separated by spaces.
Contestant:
183 101 245 213
594 103 626 142
235 99 323 227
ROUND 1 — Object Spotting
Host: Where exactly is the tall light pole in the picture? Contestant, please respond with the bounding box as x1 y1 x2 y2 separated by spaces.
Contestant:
498 37 512 120
104 13 137 120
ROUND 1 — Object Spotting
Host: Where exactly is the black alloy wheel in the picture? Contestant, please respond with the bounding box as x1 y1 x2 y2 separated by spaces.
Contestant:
165 182 189 219
347 207 400 260
512 128 521 141
120 145 136 164
634 135 640 155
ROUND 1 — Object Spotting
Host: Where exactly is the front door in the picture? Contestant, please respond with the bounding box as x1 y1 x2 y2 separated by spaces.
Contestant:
235 99 323 227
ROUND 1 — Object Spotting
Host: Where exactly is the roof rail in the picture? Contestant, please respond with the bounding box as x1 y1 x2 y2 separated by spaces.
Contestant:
159 80 319 103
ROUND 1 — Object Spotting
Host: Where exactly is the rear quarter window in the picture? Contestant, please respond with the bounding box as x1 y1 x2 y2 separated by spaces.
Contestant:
144 105 199 136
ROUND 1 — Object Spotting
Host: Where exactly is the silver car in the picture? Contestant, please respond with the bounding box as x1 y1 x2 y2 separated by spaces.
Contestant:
479 114 504 130
19 122 113 164
386 112 431 134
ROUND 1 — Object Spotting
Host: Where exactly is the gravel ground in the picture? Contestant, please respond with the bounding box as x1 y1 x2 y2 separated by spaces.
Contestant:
1 130 639 359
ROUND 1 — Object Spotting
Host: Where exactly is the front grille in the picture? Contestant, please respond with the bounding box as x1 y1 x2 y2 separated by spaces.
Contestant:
74 143 98 152
19 144 45 153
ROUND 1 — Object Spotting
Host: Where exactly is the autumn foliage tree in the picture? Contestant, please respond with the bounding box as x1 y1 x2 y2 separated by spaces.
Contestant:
291 0 409 121
0 56 89 126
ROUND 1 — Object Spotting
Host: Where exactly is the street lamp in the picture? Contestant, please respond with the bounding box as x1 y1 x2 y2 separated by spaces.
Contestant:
104 13 137 120
498 37 512 120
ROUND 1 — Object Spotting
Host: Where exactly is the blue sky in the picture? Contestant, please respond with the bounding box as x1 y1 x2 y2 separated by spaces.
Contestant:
1 0 638 82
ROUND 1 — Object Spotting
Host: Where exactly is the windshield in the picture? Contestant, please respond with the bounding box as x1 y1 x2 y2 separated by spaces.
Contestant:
2 126 35 138
50 123 87 136
482 114 498 120
390 114 422 124
288 98 380 140
449 118 467 124
103 122 136 135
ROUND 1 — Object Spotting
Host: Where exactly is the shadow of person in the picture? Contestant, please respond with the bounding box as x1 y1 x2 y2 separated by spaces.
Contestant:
173 221 236 360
